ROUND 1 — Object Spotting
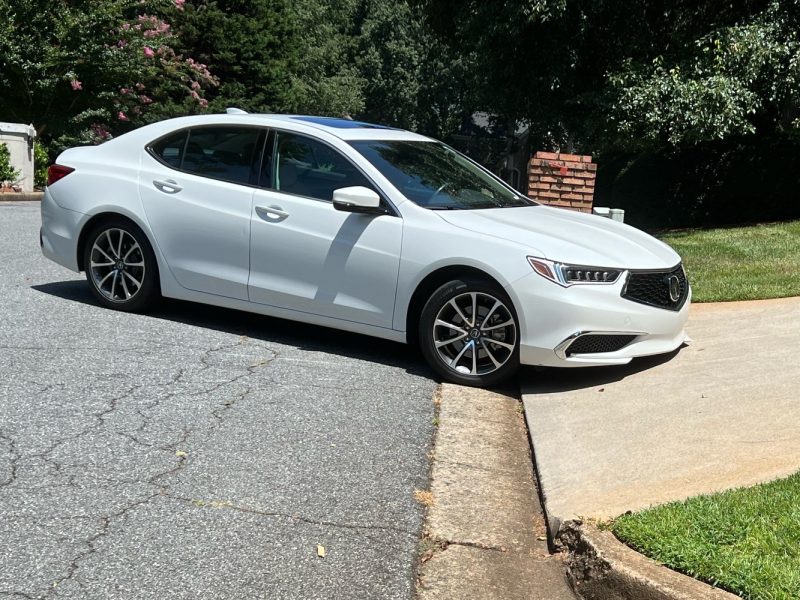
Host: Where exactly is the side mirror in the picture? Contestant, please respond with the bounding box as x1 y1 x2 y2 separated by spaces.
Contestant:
332 186 385 215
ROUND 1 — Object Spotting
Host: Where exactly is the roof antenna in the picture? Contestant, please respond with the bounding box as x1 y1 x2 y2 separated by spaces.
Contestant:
226 107 248 115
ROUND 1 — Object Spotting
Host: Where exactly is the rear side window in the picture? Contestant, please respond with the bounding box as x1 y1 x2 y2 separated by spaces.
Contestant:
148 126 263 186
151 131 186 168
182 127 261 186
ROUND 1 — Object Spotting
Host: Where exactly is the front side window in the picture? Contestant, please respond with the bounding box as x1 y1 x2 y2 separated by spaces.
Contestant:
350 140 533 210
273 132 373 201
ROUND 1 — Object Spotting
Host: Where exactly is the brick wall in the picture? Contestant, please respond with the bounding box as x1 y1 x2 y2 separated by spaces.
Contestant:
527 151 597 212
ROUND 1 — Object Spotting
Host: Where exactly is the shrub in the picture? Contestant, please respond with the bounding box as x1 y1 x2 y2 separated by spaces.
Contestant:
0 142 20 184
594 134 800 230
34 142 49 188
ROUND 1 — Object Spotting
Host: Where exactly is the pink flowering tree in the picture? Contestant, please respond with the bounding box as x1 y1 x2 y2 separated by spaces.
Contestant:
0 0 217 150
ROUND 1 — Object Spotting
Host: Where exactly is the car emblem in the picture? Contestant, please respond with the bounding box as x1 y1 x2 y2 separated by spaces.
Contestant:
667 275 681 302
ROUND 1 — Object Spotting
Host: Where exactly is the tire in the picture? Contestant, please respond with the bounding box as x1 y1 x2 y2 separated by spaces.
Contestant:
82 218 160 312
419 277 520 387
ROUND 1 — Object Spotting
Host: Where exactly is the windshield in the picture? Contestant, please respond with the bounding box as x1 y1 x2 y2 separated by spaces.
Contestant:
349 140 534 210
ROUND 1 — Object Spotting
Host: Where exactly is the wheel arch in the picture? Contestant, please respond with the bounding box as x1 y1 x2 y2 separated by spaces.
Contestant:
405 265 508 347
76 211 160 286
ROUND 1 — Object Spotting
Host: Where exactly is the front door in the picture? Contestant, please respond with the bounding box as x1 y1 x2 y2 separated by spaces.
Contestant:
248 131 402 328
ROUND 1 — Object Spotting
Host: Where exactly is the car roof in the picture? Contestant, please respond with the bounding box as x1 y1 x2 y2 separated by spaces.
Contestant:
244 114 432 142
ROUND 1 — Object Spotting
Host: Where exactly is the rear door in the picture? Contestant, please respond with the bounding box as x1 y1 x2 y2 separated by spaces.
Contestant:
139 126 264 300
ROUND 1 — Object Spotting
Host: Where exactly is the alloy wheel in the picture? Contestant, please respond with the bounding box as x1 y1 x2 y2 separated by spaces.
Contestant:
432 291 517 376
89 228 146 303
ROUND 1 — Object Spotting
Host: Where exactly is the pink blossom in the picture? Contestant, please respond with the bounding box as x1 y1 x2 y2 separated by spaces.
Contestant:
135 83 145 91
175 0 185 10
138 95 153 104
120 87 132 95
117 111 129 122
190 81 200 91
143 47 155 58
91 124 111 140
199 98 209 109
117 39 128 47
70 79 82 91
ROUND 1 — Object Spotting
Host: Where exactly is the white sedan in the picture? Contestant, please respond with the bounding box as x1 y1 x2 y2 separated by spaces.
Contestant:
41 112 690 387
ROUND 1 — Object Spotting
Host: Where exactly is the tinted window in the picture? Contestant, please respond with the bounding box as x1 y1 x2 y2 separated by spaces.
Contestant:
273 132 373 201
182 127 261 185
151 131 187 168
350 140 531 210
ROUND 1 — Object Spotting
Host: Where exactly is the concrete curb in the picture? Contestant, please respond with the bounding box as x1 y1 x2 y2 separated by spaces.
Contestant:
0 192 43 202
559 521 738 600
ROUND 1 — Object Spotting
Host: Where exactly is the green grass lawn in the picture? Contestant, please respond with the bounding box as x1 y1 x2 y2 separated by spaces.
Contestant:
658 220 800 302
612 472 800 600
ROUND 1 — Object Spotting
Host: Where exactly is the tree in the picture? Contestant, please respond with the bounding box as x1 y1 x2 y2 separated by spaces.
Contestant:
286 0 367 117
0 0 215 148
417 0 793 152
355 0 474 138
170 0 299 114
607 0 800 148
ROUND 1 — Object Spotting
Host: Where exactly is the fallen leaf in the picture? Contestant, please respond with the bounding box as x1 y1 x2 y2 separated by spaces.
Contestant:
317 544 326 558
175 450 188 458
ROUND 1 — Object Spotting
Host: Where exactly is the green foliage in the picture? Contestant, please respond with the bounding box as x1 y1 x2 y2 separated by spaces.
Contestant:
286 0 365 117
171 0 298 114
0 143 20 183
33 142 49 188
354 0 473 138
0 0 215 149
659 220 800 302
419 0 800 152
608 1 800 148
613 471 800 599
594 133 800 229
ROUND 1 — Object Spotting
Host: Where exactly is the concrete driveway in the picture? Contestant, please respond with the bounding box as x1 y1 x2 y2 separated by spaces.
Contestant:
0 202 437 599
522 296 800 528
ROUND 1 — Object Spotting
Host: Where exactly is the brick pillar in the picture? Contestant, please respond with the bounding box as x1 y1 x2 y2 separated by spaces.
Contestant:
527 151 597 212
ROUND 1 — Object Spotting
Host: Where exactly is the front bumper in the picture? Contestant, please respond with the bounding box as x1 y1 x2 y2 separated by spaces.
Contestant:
505 270 691 368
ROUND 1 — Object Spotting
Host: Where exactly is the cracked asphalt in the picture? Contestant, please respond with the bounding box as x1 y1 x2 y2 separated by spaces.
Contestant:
0 202 438 599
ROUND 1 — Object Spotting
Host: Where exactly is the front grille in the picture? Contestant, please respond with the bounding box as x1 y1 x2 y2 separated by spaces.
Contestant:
622 264 689 311
566 334 637 356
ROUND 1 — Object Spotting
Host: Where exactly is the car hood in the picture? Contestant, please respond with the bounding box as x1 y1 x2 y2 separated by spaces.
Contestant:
436 205 680 269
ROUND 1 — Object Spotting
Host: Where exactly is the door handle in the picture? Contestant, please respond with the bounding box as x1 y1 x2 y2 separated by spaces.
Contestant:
255 205 289 222
153 179 182 194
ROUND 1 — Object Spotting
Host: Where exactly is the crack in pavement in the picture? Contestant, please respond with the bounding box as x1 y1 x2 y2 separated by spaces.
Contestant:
0 430 20 489
168 493 417 537
42 493 161 599
18 385 140 483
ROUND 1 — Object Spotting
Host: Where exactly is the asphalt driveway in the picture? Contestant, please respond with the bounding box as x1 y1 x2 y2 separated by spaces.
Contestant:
0 201 437 598
522 296 800 528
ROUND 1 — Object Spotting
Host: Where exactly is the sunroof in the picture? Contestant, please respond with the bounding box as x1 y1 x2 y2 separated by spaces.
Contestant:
290 116 394 129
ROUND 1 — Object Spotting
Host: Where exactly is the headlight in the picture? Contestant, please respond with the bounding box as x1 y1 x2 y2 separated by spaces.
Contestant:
528 257 622 287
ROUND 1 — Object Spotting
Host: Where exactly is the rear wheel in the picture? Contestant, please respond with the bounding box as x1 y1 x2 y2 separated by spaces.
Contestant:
83 219 159 312
419 277 520 387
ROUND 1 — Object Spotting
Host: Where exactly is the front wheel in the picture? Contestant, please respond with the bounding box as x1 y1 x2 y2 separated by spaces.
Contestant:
83 219 160 312
419 278 520 387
